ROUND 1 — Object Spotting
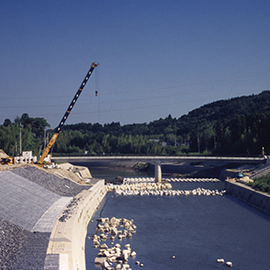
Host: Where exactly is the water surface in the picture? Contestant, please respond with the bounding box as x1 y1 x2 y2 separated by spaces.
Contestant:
85 168 270 270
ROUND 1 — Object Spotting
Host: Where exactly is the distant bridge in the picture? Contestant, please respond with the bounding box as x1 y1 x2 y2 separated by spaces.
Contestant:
52 155 265 163
52 155 267 182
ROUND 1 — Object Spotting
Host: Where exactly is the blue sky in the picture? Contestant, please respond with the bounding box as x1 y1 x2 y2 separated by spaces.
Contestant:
1 0 270 128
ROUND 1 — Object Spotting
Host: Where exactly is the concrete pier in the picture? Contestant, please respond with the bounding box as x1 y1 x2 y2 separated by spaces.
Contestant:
155 160 162 182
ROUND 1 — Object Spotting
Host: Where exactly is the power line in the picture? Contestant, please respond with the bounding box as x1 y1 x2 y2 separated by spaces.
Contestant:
1 70 269 100
1 82 269 111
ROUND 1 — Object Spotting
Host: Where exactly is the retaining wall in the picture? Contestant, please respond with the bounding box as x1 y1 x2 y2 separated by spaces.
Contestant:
44 180 107 270
225 179 270 216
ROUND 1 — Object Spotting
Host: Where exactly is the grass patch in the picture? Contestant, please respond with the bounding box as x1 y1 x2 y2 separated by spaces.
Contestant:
134 162 150 172
247 173 270 194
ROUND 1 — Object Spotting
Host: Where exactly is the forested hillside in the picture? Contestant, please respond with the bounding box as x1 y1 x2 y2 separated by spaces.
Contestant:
53 90 270 156
1 91 270 157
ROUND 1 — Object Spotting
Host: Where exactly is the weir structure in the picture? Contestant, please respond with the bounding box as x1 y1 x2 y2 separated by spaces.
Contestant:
52 155 267 183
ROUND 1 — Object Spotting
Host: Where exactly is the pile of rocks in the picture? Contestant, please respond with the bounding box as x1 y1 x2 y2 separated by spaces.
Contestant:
113 188 226 196
91 217 140 270
106 182 172 193
122 177 155 184
166 177 220 182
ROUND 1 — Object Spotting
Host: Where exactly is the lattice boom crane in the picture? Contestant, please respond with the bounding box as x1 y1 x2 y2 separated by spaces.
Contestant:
38 62 99 164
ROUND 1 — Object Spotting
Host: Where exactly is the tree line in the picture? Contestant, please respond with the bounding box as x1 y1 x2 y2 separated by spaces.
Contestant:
0 113 50 157
1 91 270 158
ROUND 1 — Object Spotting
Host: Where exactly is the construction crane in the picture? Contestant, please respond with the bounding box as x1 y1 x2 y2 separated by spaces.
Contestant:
38 62 99 164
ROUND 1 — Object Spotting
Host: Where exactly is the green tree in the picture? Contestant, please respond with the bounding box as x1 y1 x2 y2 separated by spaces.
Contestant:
3 119 11 127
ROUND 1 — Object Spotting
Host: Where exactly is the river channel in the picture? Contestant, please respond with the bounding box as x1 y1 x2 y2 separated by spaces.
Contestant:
84 166 270 270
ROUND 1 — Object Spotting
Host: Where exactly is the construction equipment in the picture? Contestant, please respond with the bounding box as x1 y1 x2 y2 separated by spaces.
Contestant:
0 149 14 165
0 157 14 165
38 62 99 164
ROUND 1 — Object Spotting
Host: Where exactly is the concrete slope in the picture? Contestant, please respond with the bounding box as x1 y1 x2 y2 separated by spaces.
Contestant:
31 196 72 232
0 171 71 232
250 164 270 179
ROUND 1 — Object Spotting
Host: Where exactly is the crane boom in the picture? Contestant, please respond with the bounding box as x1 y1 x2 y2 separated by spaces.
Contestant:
38 62 99 164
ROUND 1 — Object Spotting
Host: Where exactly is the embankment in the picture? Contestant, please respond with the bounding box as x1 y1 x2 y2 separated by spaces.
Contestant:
225 179 270 215
44 180 107 270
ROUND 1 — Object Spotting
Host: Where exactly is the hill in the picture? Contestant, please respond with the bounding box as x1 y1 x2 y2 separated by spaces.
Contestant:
58 90 270 156
1 91 270 156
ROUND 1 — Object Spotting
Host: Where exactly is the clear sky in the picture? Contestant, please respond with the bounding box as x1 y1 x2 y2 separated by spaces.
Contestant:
1 0 270 129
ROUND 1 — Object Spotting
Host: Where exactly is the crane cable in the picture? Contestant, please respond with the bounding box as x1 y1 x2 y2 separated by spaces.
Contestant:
95 64 101 122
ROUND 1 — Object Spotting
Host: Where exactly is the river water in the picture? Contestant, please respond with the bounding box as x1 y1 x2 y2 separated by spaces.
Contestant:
84 167 270 270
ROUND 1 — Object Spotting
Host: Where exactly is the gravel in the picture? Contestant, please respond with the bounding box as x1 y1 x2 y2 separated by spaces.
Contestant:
12 166 91 197
0 219 28 270
13 231 50 270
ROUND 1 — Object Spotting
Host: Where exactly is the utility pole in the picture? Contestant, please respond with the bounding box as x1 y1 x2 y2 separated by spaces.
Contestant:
44 128 47 151
19 124 22 155
197 133 200 153
15 142 17 156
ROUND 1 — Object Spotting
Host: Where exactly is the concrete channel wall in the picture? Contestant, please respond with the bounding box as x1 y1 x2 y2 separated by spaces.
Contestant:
225 179 270 216
44 180 107 270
